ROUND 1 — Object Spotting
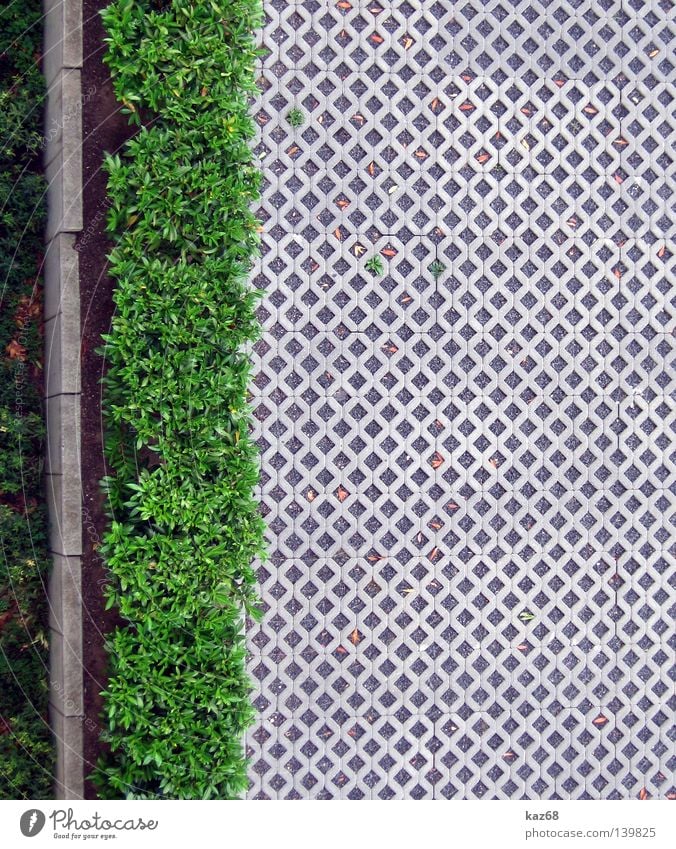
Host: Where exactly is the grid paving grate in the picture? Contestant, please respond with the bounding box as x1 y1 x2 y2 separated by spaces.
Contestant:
246 0 675 799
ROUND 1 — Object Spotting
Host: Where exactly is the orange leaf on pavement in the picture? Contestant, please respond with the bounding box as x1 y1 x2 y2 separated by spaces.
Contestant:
430 451 444 469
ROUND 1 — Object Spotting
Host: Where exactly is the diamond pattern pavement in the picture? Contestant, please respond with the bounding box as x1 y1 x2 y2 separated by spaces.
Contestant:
246 0 675 799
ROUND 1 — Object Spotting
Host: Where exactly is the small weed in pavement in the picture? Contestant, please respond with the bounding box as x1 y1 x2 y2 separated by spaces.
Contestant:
365 255 384 276
287 108 305 127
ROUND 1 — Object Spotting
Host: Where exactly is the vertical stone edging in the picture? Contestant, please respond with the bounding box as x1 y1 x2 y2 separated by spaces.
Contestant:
43 0 84 801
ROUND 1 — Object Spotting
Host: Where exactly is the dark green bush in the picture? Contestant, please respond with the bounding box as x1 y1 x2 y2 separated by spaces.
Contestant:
0 0 53 799
97 0 265 799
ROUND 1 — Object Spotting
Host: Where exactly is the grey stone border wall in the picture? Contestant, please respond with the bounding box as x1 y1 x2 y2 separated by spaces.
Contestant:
43 0 84 800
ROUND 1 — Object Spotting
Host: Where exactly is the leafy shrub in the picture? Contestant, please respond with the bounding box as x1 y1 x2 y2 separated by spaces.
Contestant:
0 0 53 799
97 0 265 799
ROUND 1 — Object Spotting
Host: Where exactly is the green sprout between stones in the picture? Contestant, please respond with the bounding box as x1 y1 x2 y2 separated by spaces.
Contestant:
287 107 305 127
429 259 446 280
365 255 384 276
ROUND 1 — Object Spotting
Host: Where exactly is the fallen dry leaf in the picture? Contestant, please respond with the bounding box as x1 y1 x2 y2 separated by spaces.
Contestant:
430 451 444 469
349 628 361 645
14 295 41 328
5 340 27 360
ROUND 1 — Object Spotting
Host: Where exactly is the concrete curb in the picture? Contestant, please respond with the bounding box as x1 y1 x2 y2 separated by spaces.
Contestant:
43 0 84 800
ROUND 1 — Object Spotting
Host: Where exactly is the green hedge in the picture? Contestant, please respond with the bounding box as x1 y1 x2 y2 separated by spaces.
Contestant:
97 0 265 799
0 0 53 798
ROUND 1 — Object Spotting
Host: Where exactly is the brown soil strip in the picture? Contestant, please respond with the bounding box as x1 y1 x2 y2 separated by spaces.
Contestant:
78 0 132 799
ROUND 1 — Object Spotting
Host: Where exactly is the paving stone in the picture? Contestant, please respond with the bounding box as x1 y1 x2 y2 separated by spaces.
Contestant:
43 0 83 85
44 309 81 397
50 706 84 800
43 232 79 322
